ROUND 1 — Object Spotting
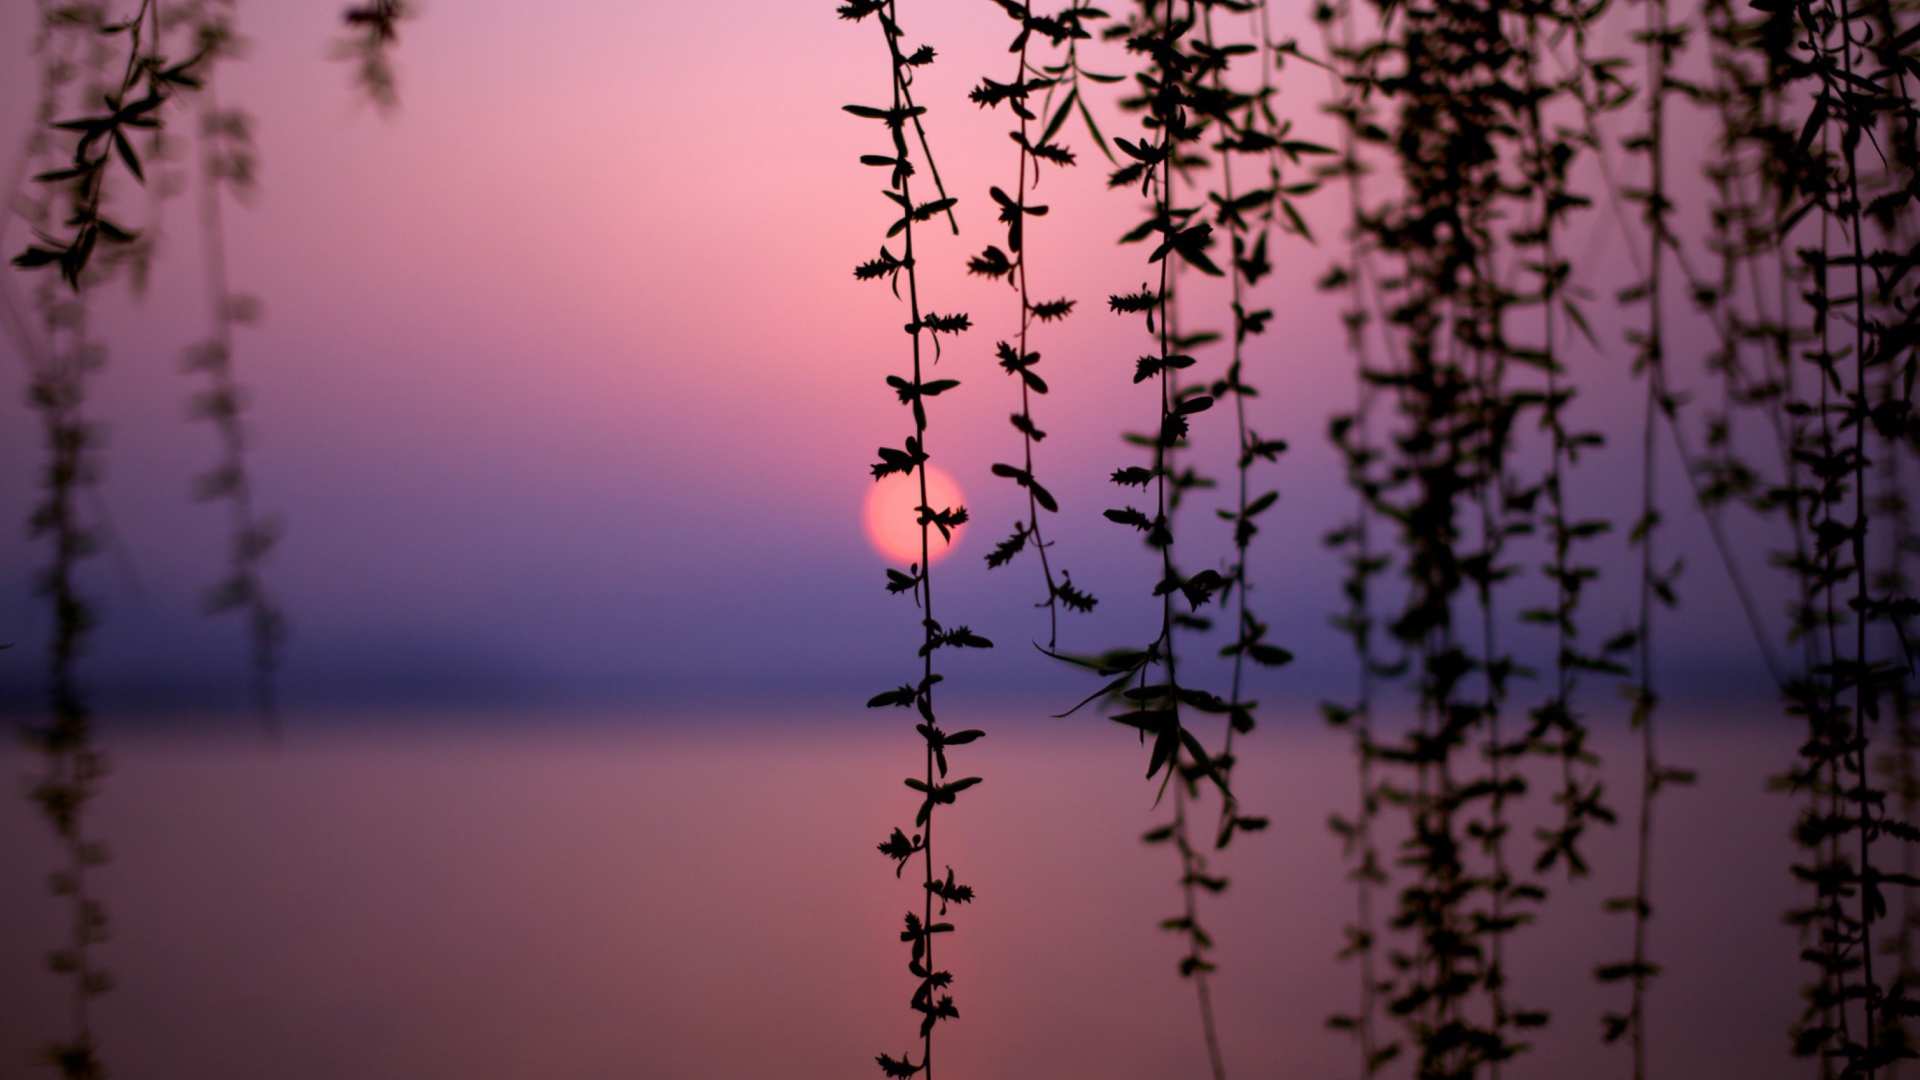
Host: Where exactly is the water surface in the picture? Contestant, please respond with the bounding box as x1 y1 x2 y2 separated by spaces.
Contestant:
0 711 1807 1079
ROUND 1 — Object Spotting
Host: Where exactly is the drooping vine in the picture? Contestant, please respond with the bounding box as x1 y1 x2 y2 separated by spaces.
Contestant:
971 0 1107 643
1863 34 1920 1066
1682 0 1920 1067
1691 0 1840 1061
1371 16 1504 1080
7 5 207 1075
1197 0 1313 867
1512 0 1625 905
840 4 990 1078
1790 0 1920 1063
1752 0 1920 1068
1473 0 1615 1063
1593 0 1693 1070
1880 361 1920 1072
179 0 287 729
1882 425 1920 1073
1317 0 1397 1065
20 277 115 1080
0 2 409 1070
1347 0 1570 1066
1051 4 1243 1074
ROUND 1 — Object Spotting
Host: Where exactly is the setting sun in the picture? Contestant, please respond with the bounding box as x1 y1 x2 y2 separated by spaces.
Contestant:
863 465 964 566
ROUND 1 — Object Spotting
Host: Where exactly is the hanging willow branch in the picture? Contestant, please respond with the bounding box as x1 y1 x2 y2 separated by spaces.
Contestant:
842 3 987 1078
6 8 163 1076
1044 3 1247 1074
181 0 287 730
1197 0 1313 863
1345 0 1603 1064
973 0 1107 643
1592 0 1692 1071
1316 0 1397 1066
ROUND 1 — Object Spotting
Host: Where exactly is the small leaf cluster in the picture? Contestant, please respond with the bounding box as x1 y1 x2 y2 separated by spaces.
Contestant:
13 0 212 290
333 0 414 111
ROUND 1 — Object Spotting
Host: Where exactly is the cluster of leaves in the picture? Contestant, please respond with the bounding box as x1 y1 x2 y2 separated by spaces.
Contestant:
334 0 414 112
1677 0 1920 1069
971 0 1113 645
842 2 988 1076
12 0 208 290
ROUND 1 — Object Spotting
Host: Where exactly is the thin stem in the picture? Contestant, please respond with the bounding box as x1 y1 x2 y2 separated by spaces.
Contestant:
193 59 284 732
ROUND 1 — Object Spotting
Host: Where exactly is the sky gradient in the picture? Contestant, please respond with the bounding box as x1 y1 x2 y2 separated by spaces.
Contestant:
0 0 1781 717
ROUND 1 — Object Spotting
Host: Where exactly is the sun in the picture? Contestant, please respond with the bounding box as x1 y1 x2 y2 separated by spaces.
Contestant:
864 465 965 565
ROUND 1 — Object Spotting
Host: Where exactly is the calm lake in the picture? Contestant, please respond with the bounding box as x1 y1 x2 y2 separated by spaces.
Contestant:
0 709 1811 1079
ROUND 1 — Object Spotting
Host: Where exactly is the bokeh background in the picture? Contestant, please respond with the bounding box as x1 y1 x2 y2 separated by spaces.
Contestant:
0 0 1773 719
0 3 1815 1079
